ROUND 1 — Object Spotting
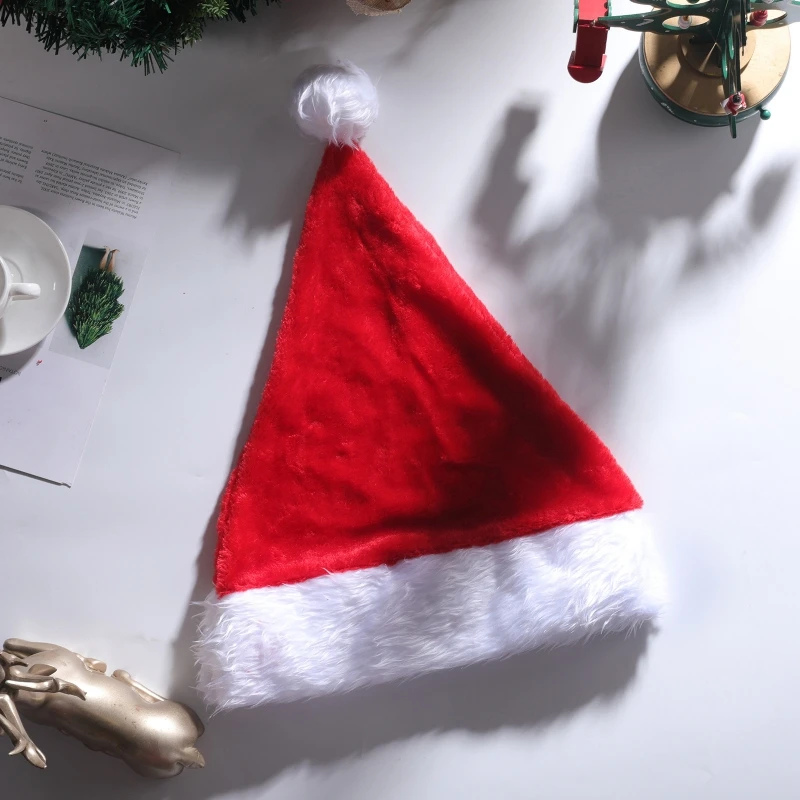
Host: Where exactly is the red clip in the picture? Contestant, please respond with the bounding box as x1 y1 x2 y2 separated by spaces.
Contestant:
568 0 609 83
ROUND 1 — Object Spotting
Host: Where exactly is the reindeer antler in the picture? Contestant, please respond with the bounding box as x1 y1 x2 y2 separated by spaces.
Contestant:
0 651 27 669
0 657 87 769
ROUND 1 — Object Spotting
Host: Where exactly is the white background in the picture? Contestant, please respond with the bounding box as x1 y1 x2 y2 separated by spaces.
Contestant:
1 0 799 797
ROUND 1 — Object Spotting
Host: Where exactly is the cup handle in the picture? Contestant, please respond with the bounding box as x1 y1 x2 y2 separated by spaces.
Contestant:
9 282 41 300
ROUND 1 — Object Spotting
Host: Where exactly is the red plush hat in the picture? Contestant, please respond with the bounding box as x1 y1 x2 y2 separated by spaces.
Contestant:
196 63 666 710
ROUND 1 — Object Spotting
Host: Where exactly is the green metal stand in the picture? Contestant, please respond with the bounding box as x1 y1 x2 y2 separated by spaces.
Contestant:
636 27 790 136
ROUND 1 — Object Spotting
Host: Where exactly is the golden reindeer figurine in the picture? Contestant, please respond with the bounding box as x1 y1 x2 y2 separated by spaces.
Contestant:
1 639 205 777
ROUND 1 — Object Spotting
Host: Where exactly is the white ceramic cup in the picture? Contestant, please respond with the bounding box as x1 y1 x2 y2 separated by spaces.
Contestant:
0 253 40 320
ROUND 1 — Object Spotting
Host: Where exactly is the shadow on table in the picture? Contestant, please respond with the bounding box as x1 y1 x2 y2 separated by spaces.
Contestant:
194 0 472 237
32 0 476 241
0 624 654 799
468 55 791 429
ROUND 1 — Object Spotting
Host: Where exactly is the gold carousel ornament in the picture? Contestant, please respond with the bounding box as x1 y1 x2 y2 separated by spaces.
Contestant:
569 0 800 137
0 639 205 777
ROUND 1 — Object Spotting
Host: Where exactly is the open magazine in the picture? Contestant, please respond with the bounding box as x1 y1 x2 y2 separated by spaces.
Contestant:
0 97 179 486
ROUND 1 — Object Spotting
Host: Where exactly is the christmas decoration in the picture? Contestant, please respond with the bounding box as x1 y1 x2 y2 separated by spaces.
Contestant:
0 646 84 769
2 639 205 777
195 63 666 710
0 0 278 74
67 246 124 349
722 91 748 114
569 0 800 137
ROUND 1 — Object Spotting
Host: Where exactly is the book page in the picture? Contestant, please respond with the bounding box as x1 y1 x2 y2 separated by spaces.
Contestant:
0 97 179 486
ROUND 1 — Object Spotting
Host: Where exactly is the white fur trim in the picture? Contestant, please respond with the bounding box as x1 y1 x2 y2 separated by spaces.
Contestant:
196 512 666 709
292 62 378 147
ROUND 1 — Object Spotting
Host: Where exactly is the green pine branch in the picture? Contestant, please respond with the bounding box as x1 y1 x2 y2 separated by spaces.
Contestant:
0 0 280 73
68 267 124 349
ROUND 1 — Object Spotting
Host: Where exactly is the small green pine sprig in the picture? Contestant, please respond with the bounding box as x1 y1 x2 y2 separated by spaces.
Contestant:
68 261 125 349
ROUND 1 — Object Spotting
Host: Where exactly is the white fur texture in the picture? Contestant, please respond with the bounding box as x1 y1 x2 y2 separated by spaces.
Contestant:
196 512 666 709
292 62 378 147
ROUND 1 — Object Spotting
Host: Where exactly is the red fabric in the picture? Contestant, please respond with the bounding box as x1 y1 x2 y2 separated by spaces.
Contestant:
215 145 642 596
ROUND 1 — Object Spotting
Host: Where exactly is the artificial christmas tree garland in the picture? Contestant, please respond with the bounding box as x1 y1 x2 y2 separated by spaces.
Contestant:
0 0 279 73
0 0 409 73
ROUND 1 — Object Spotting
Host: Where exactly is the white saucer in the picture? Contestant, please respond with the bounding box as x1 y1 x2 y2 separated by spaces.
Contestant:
0 207 71 357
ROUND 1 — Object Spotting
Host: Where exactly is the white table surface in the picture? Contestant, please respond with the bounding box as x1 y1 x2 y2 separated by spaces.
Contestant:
2 1 800 797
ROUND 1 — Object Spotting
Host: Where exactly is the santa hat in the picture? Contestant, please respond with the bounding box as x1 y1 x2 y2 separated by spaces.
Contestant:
196 63 666 710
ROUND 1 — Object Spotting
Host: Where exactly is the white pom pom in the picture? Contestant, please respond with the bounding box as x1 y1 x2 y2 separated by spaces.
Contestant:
292 63 379 147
